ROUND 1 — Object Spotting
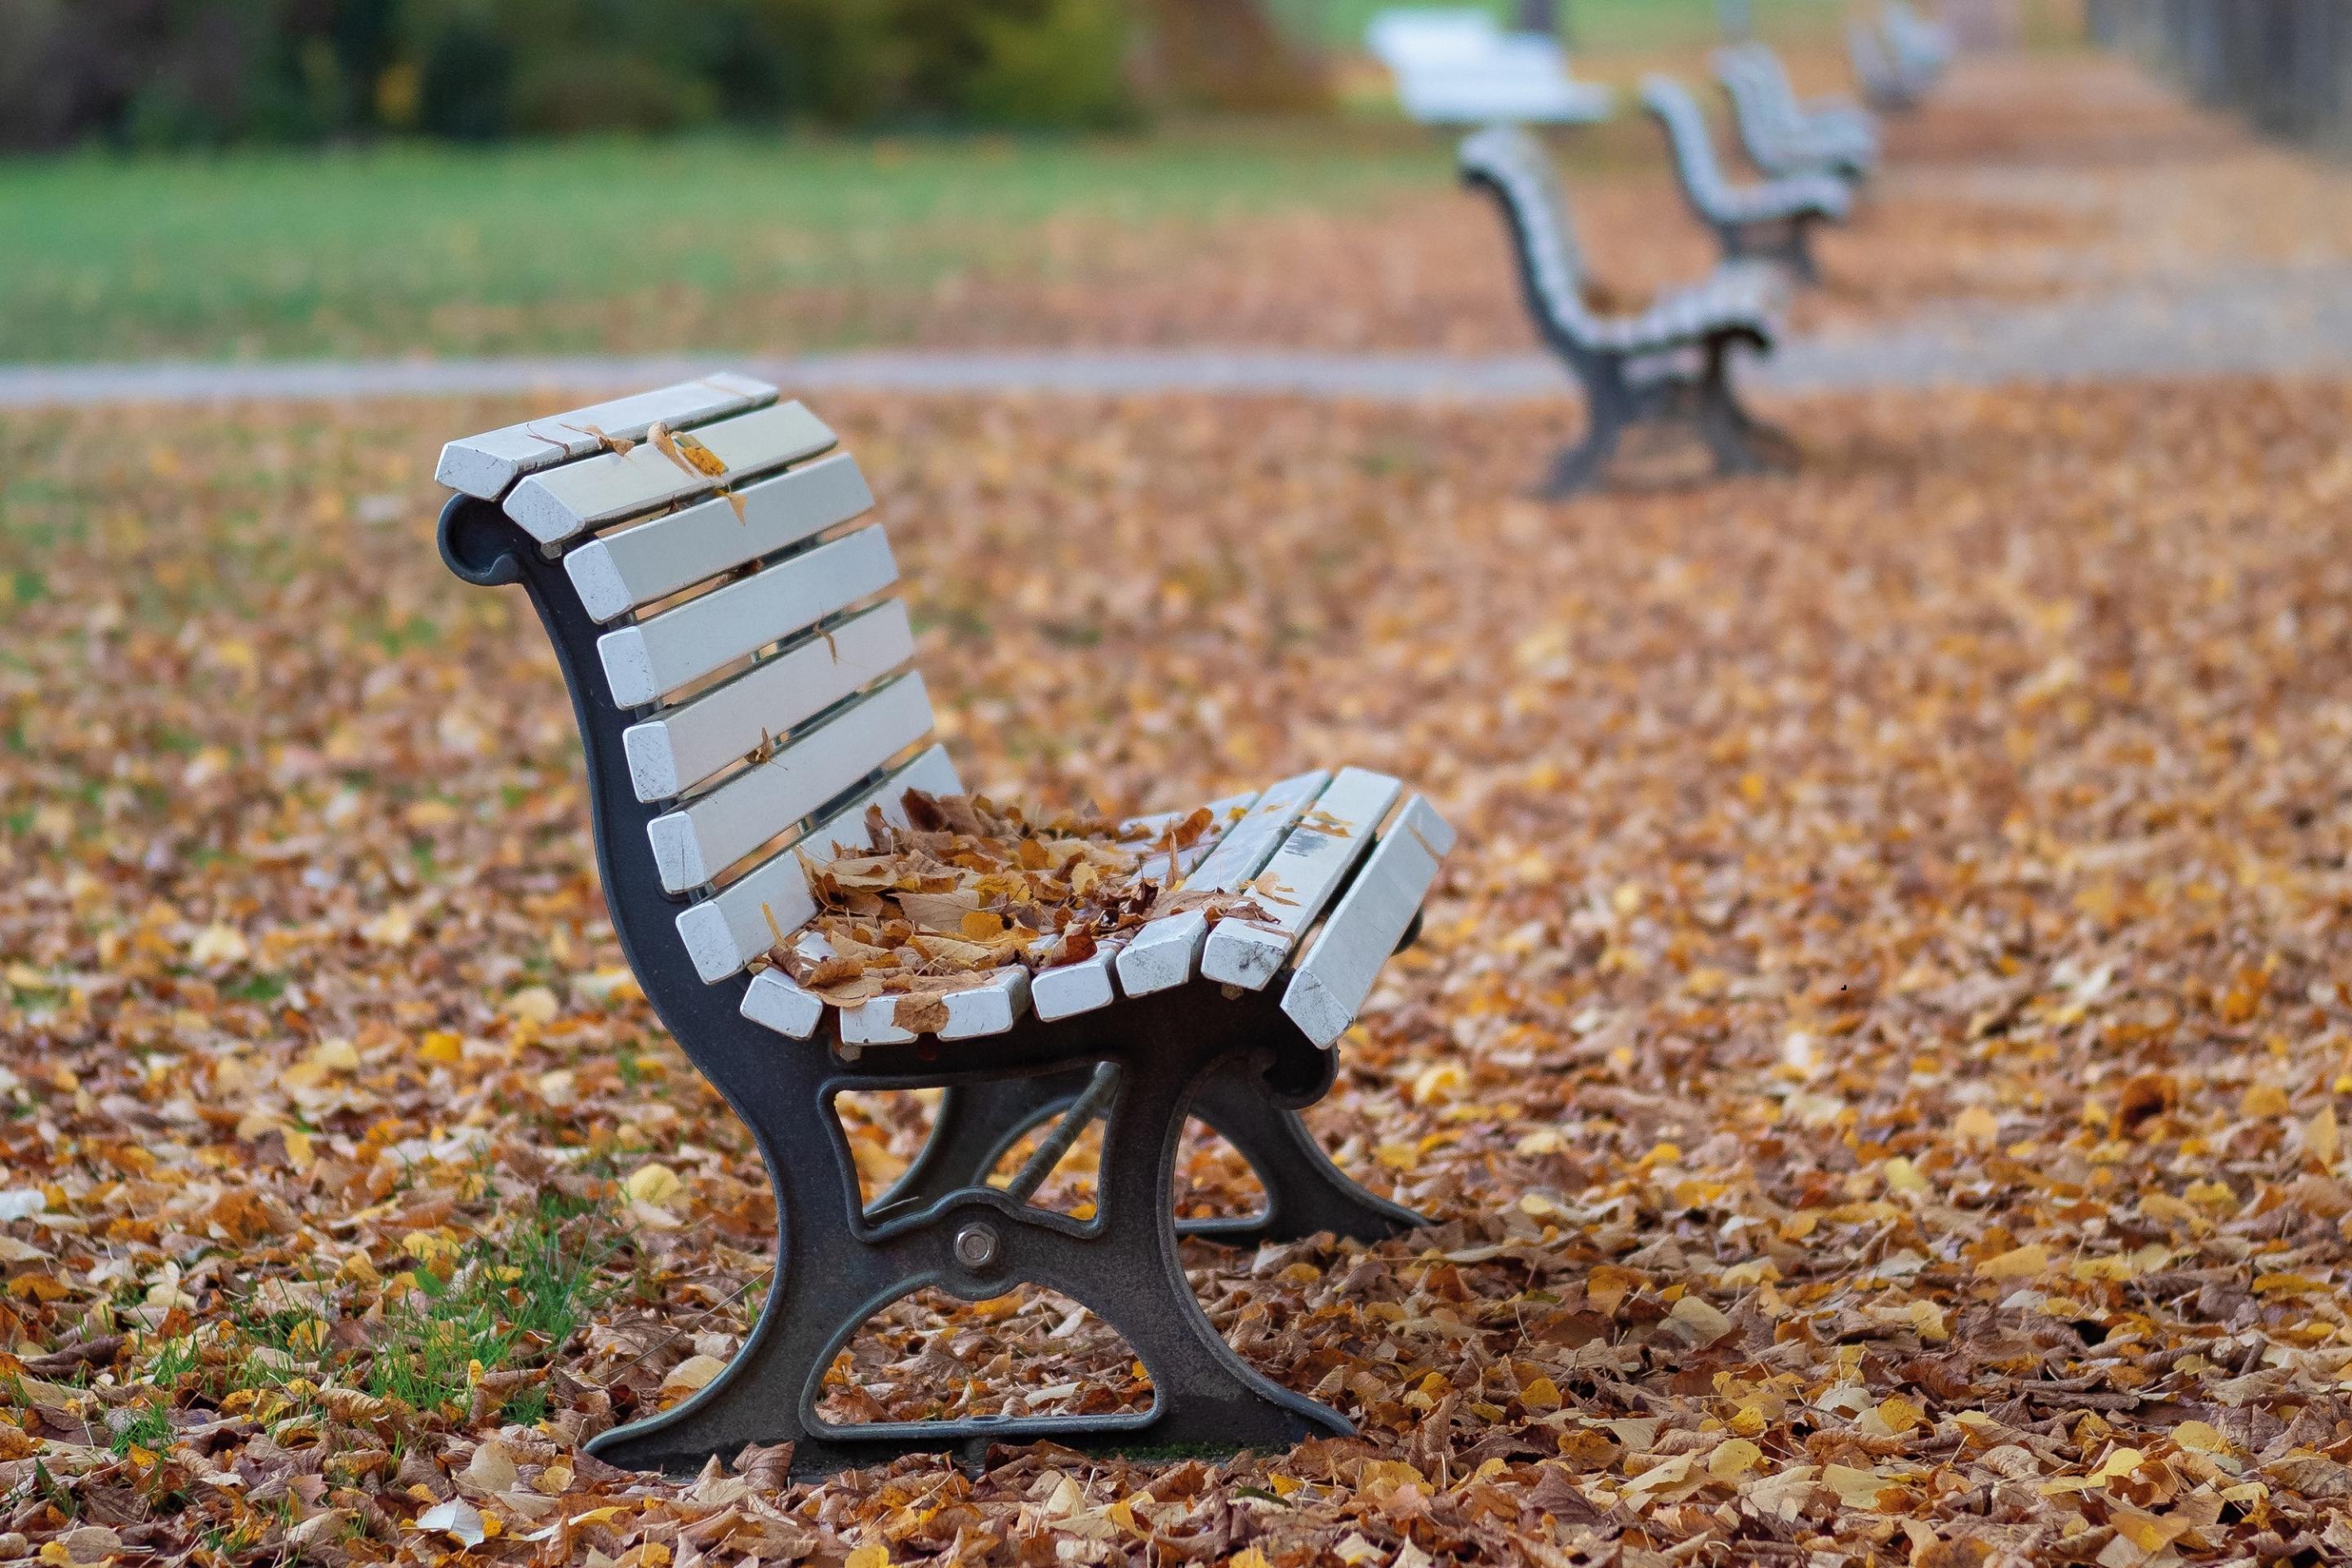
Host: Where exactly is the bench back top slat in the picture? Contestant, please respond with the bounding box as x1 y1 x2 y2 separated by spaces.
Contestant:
505 400 838 546
1456 126 1597 337
435 372 776 501
565 451 875 624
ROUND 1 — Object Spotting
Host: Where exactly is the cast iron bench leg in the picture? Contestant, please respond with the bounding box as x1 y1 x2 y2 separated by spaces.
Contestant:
1181 1076 1423 1246
1540 360 1633 499
1695 338 1797 478
586 1041 1352 1480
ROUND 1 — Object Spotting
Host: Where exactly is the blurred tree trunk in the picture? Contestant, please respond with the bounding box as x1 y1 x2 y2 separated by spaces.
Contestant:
1516 0 1557 36
1137 0 1328 112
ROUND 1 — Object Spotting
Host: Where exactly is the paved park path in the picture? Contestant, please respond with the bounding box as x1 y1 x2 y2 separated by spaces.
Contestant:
5 265 2350 408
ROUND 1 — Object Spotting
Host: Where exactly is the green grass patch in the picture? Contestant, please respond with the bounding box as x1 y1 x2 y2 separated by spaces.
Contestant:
109 1401 175 1456
367 1193 615 1414
1276 0 1848 54
0 127 1445 362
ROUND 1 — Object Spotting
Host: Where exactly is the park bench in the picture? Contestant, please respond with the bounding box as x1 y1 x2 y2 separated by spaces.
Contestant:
1459 125 1797 496
1846 20 1924 114
1712 42 1879 181
1641 77 1851 286
434 376 1454 1478
1882 1 1955 87
1366 7 1613 126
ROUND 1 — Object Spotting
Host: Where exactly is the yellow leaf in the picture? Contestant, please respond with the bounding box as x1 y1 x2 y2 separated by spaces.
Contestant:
417 1030 462 1065
660 1353 728 1396
1875 1396 1926 1434
1822 1463 1892 1509
2172 1420 2229 1454
504 986 559 1024
2241 1083 2292 1118
1910 1300 1949 1343
2185 1178 2239 1213
1976 1243 2049 1281
187 923 250 966
1585 1263 1646 1316
1953 1104 2000 1145
1882 1156 1930 1194
2091 1446 2147 1485
1518 1375 1561 1413
1411 1062 1465 1105
2308 1104 2341 1165
1667 1294 1732 1345
959 910 1007 941
624 1164 683 1206
1708 1439 1762 1480
311 1036 360 1072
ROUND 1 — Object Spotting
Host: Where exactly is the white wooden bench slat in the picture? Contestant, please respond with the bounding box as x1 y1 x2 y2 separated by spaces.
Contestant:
648 673 935 893
741 967 826 1040
436 373 776 501
840 968 1032 1049
1116 769 1331 998
1200 767 1402 992
621 601 915 803
564 451 875 623
1280 795 1455 1049
684 742 961 986
1031 789 1261 1022
597 525 898 709
504 401 838 546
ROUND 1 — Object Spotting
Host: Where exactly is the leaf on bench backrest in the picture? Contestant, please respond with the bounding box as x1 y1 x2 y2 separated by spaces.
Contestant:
434 373 776 501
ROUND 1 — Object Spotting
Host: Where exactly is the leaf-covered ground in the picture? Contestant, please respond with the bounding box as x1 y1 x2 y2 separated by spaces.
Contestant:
7 376 2352 1566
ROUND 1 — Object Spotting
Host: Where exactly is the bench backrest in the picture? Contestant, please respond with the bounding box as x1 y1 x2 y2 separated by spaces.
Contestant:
1848 20 1904 100
1713 43 1803 147
1456 125 1598 342
1882 1 1950 70
439 378 962 988
1639 76 1736 216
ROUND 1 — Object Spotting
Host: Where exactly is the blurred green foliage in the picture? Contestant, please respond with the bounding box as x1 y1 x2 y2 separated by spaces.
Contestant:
0 0 1166 149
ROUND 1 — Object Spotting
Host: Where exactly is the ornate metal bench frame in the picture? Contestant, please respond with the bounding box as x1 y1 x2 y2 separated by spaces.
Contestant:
435 385 1443 1478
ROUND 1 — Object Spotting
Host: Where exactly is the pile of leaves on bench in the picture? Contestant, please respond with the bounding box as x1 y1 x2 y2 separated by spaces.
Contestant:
768 791 1268 1018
